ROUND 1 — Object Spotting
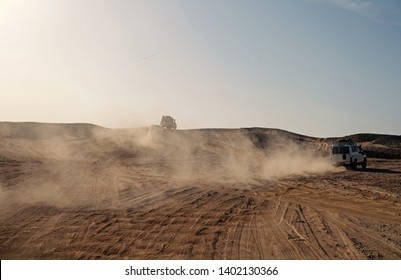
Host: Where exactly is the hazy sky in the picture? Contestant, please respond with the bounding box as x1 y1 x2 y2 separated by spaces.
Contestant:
1 0 400 137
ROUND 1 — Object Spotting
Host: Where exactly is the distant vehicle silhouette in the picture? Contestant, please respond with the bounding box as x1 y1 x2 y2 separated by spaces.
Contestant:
160 116 177 130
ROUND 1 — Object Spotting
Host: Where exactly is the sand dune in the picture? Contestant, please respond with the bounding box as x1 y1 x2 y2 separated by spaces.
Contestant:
0 122 400 259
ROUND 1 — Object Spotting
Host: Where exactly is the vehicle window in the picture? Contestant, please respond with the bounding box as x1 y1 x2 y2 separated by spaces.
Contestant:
351 146 357 152
340 147 350 154
332 147 339 154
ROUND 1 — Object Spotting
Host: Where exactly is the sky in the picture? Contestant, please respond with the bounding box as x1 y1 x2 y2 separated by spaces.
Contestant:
0 0 400 137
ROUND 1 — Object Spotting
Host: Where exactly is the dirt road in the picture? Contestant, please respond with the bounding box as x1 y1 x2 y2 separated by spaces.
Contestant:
0 126 400 259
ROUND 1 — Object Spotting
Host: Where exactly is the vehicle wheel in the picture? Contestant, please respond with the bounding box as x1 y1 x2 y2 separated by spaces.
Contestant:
362 158 367 169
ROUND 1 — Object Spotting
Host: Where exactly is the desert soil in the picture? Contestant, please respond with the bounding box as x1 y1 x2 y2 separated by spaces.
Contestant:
0 126 400 260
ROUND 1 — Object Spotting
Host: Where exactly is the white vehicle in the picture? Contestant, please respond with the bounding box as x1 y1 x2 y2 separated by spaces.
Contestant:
331 140 367 170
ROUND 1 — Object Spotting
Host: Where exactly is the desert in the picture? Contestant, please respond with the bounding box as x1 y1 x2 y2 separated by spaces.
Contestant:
0 122 400 260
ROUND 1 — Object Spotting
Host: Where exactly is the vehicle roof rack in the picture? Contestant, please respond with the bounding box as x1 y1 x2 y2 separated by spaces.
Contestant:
338 139 353 143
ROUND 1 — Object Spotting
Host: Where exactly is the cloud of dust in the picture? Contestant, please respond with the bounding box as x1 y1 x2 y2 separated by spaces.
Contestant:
0 123 167 210
260 136 336 178
144 128 337 184
0 123 338 213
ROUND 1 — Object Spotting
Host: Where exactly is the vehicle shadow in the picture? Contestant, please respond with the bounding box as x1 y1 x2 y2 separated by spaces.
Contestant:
360 168 401 174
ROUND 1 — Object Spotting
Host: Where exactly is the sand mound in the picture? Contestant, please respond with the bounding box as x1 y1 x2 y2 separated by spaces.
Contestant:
0 122 106 140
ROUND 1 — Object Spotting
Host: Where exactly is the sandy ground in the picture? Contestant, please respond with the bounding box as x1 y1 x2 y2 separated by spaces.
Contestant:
0 125 400 260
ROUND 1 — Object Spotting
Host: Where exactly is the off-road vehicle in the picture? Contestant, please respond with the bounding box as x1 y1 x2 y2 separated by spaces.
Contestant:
160 116 177 130
331 139 367 170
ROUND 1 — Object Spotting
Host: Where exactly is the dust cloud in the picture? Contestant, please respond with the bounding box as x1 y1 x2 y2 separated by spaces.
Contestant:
0 123 337 210
143 127 337 183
